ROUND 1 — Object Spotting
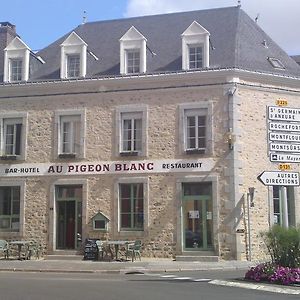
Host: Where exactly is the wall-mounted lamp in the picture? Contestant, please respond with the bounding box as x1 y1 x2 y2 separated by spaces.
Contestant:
248 187 255 207
226 128 236 150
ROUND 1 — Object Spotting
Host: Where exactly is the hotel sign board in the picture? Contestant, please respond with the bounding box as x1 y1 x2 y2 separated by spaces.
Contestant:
0 158 214 178
258 171 300 186
268 106 300 163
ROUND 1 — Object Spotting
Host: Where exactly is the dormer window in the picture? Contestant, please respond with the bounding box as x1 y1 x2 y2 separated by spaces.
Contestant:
182 21 210 70
67 54 80 78
126 50 140 74
4 37 30 82
120 26 147 75
10 58 23 81
60 32 87 79
189 45 203 69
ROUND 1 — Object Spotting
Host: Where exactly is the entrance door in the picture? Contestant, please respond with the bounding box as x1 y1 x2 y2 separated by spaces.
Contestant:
182 182 213 250
56 186 82 250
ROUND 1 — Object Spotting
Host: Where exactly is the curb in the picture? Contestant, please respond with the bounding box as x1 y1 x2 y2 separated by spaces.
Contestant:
210 279 300 295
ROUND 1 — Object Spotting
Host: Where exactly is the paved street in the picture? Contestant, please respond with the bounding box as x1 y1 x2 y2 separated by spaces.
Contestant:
0 270 299 300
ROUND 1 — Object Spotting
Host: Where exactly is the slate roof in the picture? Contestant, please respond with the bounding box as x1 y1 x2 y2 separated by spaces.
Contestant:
4 6 300 82
291 55 300 65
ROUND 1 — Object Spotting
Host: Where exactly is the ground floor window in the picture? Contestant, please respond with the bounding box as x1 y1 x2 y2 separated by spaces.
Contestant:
273 186 295 227
119 183 144 230
0 186 20 232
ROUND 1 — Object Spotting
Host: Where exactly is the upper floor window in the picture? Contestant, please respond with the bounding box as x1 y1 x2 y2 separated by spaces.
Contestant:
121 112 142 153
55 110 85 159
126 50 140 74
4 37 30 82
10 59 23 82
60 32 87 79
179 102 213 155
0 186 20 232
116 105 148 157
189 45 203 69
182 21 210 70
67 54 80 78
120 26 147 75
0 113 27 160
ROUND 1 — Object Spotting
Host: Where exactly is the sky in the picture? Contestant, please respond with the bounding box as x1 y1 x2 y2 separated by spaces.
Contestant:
0 0 299 55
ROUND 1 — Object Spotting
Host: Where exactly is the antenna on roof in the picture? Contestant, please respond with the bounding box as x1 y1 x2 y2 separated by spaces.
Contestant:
82 11 87 24
255 13 260 23
237 0 241 7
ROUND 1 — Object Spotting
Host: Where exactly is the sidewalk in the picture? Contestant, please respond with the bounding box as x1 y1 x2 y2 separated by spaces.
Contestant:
0 257 255 274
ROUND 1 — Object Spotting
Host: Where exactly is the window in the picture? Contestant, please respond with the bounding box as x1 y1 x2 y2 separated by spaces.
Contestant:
116 105 147 156
119 183 144 230
268 57 285 69
179 103 212 155
181 21 210 70
55 110 85 159
272 186 295 226
0 186 20 232
126 50 140 74
121 112 142 153
60 115 81 155
67 54 80 78
189 45 203 69
120 26 147 75
10 59 22 82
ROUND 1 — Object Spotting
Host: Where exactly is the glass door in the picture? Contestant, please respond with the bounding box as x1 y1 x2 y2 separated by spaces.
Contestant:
56 186 82 250
182 182 213 250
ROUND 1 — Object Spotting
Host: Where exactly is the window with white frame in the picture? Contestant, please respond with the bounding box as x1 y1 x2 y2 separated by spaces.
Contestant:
120 26 147 75
126 50 140 74
119 183 144 231
188 45 203 69
121 112 142 153
0 117 25 158
0 186 20 232
67 54 80 78
59 115 81 155
181 21 210 71
10 58 23 82
116 105 147 156
179 103 212 155
272 186 295 227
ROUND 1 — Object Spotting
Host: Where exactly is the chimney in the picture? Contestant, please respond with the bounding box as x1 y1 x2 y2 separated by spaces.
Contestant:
0 22 17 80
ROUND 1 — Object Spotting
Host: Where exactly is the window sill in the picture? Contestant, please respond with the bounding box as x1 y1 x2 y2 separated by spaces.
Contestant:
58 153 76 159
120 151 139 157
0 155 17 161
185 149 205 155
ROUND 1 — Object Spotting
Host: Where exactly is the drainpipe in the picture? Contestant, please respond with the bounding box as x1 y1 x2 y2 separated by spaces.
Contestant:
226 82 242 260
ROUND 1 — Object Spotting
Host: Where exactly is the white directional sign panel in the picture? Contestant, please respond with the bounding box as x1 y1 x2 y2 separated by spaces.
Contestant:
269 142 300 153
270 153 300 163
268 106 300 122
258 171 300 186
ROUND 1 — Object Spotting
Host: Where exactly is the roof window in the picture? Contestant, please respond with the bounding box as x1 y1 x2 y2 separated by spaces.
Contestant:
267 57 285 69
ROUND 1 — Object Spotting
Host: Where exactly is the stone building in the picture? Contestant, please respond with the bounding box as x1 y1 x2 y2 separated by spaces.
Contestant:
0 6 299 261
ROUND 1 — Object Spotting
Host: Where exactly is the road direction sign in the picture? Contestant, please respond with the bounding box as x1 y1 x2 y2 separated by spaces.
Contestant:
270 153 300 162
257 171 300 186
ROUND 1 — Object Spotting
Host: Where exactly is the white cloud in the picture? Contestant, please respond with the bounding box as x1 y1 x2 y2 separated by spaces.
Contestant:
125 0 300 55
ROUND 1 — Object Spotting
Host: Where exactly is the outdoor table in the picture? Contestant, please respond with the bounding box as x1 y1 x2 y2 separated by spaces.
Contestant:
9 241 31 260
106 240 135 261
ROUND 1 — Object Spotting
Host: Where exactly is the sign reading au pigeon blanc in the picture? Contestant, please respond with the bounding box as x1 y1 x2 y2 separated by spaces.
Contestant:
268 106 300 162
0 159 214 177
257 171 300 186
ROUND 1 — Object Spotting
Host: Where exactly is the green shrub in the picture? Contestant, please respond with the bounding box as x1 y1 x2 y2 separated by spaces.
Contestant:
261 225 300 268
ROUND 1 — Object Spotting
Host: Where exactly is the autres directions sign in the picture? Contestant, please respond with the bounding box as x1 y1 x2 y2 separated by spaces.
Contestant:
257 171 300 186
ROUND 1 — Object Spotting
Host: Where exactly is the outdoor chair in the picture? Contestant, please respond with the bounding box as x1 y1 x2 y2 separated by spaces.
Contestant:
126 240 142 262
0 239 9 259
26 241 42 260
96 240 112 261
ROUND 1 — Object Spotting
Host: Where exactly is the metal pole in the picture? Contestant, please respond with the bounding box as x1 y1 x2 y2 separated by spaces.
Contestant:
280 186 289 228
247 192 252 261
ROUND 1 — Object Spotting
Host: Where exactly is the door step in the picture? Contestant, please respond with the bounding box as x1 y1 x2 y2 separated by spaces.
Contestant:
45 250 83 260
175 251 219 262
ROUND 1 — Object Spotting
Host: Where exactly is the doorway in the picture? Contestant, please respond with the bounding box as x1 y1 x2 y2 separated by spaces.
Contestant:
182 182 213 250
56 185 82 250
